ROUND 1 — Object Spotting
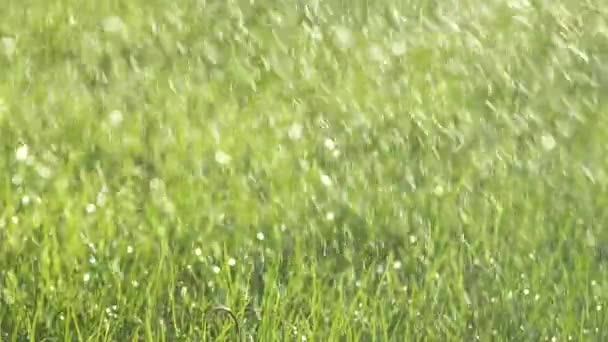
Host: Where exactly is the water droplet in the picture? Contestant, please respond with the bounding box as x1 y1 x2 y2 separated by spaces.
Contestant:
83 273 91 283
86 203 96 214
108 110 123 126
228 258 236 266
256 232 265 241
11 174 22 186
368 44 387 64
102 16 126 34
393 261 402 270
433 185 445 196
541 134 556 151
390 40 407 56
319 173 332 187
11 216 18 224
215 150 232 165
523 288 530 296
21 196 30 206
131 280 139 288
325 211 335 221
323 138 336 151
127 245 133 254
288 123 303 141
194 247 202 256
15 144 28 161
89 256 96 264
36 164 52 179
212 265 221 274
1 37 16 58
332 25 354 50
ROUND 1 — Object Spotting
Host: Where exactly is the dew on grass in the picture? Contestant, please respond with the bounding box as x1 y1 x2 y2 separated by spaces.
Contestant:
325 211 335 221
33 161 52 179
1 37 16 57
308 25 322 41
215 150 232 165
11 175 22 186
368 44 387 64
390 40 407 56
393 261 402 270
83 273 91 283
96 192 106 206
332 25 354 50
105 306 118 319
15 144 28 161
409 235 417 244
108 110 123 126
89 256 97 264
86 203 96 214
323 138 336 151
256 232 265 241
212 265 221 274
194 247 202 256
149 178 165 192
127 245 133 254
319 173 332 187
228 257 236 266
433 184 445 196
597 304 602 311
21 196 30 206
540 133 556 151
11 216 18 224
102 16 126 34
131 280 139 288
288 123 303 141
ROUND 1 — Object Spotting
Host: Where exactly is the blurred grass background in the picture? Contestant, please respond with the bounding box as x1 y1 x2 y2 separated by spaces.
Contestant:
1 0 608 340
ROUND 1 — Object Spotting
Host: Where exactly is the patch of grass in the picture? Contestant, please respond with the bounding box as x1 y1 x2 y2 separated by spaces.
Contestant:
1 0 608 340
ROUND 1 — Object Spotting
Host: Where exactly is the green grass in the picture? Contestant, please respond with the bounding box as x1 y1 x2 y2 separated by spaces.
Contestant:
1 0 608 340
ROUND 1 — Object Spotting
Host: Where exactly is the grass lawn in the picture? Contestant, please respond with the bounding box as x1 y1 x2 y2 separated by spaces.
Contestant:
1 0 608 340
